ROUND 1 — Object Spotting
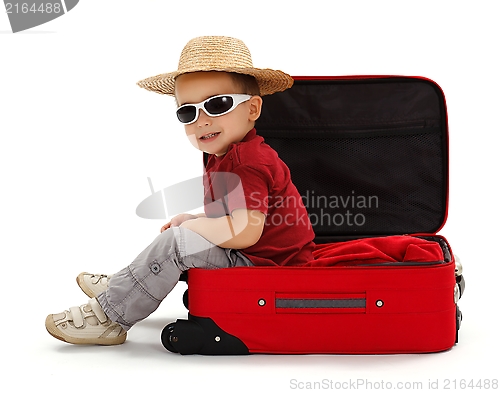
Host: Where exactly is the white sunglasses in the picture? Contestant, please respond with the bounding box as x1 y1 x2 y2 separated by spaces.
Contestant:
176 94 252 125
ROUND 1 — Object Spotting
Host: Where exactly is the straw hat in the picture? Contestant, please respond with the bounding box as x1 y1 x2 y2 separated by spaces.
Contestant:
136 36 293 96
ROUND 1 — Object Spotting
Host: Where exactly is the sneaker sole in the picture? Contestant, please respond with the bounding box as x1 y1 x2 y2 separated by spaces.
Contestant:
45 315 127 345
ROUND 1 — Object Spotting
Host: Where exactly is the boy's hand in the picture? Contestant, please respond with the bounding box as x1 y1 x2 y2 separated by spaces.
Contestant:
160 213 203 232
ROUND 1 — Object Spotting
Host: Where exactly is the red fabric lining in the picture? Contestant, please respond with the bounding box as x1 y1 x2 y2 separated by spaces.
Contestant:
306 236 443 267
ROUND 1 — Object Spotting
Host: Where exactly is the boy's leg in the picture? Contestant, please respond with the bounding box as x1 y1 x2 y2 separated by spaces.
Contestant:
98 226 252 330
46 226 252 345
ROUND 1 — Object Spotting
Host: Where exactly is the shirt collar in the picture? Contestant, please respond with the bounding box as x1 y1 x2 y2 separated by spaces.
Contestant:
240 127 257 142
210 128 259 163
224 128 257 155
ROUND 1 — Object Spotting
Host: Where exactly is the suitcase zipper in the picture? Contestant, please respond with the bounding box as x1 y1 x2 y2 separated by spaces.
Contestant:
354 260 445 267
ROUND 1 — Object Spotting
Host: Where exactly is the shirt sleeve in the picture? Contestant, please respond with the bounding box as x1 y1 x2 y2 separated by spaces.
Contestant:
226 164 270 216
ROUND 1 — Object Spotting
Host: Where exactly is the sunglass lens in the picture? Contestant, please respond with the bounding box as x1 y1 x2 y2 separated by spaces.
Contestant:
177 106 197 124
205 96 233 115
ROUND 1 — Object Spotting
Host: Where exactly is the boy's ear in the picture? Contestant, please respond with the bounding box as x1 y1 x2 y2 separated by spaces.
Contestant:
248 95 263 122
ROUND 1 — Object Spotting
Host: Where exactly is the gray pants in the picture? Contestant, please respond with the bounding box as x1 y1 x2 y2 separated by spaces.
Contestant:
97 226 253 330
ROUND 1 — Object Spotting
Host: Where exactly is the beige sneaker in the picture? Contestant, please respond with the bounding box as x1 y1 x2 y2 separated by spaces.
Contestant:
45 298 127 345
76 272 111 298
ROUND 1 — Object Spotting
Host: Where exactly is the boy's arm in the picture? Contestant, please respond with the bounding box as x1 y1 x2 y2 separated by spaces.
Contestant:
179 209 265 249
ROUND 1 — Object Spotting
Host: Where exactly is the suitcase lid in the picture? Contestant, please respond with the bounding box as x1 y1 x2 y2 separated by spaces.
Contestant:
255 76 448 241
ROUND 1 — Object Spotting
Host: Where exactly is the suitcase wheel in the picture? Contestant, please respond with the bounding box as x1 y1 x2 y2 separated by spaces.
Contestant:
161 319 206 354
183 289 189 309
161 322 179 353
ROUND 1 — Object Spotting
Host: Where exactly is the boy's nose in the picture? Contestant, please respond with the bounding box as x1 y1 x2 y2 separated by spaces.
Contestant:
196 108 212 126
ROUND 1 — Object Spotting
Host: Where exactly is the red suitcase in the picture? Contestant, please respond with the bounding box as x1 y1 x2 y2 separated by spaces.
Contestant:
161 76 465 355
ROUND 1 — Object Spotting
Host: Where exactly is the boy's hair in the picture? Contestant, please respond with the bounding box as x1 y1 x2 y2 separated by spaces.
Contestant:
229 72 261 96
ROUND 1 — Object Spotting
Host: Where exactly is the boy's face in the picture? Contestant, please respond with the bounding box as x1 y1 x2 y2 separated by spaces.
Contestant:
174 71 262 156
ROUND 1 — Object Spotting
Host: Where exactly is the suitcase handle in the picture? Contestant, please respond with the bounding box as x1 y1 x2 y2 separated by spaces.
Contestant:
275 293 366 314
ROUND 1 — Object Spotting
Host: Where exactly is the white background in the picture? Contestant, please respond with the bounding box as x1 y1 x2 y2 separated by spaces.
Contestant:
1 1 499 392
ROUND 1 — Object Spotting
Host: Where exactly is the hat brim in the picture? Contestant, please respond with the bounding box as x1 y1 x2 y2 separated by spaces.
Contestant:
136 67 294 96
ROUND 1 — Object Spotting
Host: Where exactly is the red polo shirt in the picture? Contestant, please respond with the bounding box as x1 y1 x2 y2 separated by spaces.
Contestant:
203 128 315 266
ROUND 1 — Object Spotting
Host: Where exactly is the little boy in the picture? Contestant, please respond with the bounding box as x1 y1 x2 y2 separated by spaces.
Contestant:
45 36 316 345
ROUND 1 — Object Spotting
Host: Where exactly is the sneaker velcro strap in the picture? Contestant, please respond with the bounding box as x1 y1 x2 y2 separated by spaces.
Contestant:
69 306 84 328
89 298 108 324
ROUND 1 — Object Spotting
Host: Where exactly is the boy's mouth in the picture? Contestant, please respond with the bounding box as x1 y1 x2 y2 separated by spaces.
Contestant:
199 132 221 141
